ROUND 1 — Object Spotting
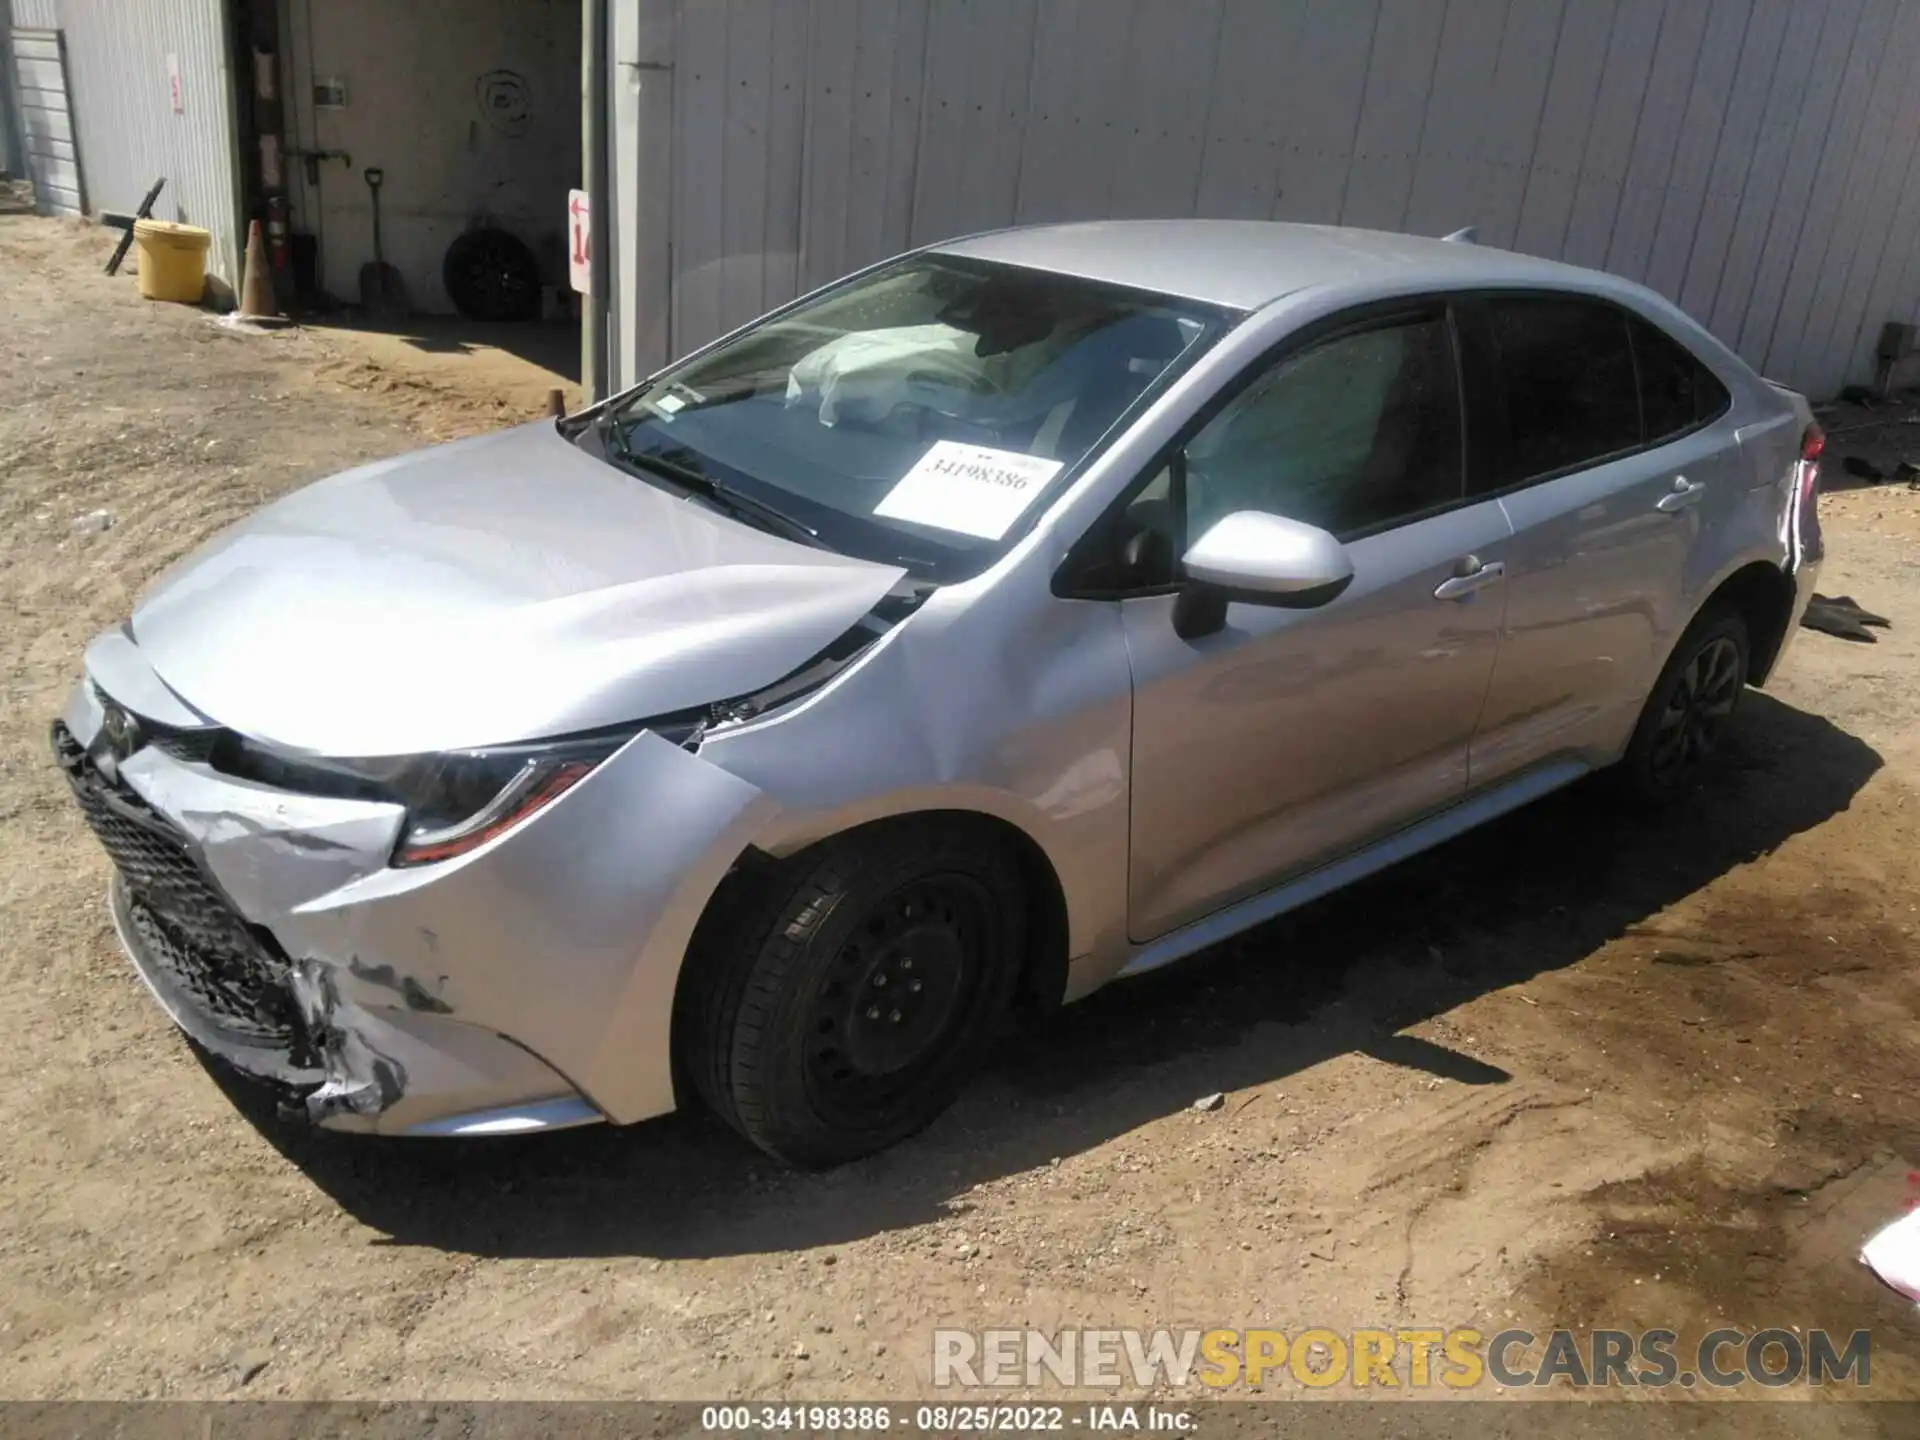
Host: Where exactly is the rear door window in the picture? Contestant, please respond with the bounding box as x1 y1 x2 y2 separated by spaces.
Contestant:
1630 316 1731 440
1482 296 1641 486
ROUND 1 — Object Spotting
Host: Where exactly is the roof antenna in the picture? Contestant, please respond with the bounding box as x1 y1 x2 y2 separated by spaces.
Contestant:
1443 226 1478 244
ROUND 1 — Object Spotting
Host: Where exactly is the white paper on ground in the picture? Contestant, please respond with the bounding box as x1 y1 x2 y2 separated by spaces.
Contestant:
873 440 1064 540
1861 1208 1920 1302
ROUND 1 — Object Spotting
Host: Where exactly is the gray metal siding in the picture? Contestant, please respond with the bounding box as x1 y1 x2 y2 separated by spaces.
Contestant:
56 0 244 284
609 0 1920 400
1807 0 1920 391
9 26 82 214
2 1 62 181
0 42 13 179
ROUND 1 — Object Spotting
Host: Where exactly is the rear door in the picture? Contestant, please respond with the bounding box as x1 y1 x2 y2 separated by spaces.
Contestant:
1462 293 1738 785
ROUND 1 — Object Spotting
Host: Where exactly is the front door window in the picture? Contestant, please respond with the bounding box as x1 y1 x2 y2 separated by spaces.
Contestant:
1183 316 1463 540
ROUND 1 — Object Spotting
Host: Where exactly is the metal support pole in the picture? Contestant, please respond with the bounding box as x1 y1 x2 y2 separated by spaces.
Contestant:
582 0 611 402
0 23 23 184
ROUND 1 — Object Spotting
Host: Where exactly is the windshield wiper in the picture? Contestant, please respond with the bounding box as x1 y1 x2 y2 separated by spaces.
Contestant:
603 421 822 547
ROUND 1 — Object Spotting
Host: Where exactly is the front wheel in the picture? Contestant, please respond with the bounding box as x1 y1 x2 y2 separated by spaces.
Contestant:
1619 606 1751 801
682 821 1026 1166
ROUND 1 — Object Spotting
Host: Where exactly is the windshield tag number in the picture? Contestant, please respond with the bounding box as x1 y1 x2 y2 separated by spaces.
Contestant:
873 441 1063 540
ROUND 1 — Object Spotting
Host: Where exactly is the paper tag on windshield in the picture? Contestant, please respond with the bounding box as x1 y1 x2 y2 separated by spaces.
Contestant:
873 441 1063 540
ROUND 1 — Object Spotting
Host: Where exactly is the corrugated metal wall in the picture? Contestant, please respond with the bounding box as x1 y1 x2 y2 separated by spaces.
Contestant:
610 0 1920 400
55 0 244 283
1 0 63 180
8 26 83 213
0 44 13 180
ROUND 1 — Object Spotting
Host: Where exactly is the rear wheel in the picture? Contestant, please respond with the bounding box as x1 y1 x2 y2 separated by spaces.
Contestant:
1620 606 1750 801
683 821 1025 1166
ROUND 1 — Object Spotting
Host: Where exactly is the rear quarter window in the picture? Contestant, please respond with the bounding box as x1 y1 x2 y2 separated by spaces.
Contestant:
1630 315 1731 440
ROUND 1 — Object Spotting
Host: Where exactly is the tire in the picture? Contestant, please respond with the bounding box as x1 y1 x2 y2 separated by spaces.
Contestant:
682 821 1026 1166
441 227 543 323
1618 605 1751 802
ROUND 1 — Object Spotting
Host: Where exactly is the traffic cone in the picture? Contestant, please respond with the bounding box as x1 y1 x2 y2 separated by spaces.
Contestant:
238 219 282 322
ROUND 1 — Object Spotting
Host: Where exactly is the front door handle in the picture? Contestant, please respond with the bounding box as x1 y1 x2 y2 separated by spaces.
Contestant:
1656 476 1707 513
1433 558 1505 601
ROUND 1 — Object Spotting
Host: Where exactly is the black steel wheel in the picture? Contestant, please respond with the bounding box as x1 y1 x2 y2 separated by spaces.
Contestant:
681 821 1026 1166
804 873 994 1122
1621 605 1750 801
441 227 543 323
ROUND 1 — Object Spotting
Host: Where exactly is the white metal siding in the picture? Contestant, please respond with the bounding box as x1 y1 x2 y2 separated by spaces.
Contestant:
9 26 80 214
2 3 64 184
609 0 1920 399
55 0 244 285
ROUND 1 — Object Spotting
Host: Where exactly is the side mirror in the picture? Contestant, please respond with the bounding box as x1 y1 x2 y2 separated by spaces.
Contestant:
1172 511 1354 640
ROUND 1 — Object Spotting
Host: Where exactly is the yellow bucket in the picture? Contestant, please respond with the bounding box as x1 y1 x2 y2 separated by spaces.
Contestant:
133 219 212 304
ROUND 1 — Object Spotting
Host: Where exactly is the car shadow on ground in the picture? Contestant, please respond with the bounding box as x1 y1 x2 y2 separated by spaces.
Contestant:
209 690 1882 1258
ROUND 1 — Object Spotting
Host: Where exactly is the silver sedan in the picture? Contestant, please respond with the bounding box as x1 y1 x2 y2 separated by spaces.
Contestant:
54 221 1823 1163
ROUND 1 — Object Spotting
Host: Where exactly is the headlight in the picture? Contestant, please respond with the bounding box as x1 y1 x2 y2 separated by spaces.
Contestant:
213 717 703 867
380 740 614 867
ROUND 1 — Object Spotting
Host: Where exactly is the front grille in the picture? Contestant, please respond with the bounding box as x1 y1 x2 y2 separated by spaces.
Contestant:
147 726 221 764
53 721 299 1046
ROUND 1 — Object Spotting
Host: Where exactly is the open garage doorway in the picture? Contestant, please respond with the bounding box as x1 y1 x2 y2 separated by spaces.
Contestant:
269 0 581 389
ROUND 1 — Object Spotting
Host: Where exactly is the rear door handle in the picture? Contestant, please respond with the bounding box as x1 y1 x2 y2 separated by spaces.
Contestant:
1433 558 1505 601
1656 476 1707 513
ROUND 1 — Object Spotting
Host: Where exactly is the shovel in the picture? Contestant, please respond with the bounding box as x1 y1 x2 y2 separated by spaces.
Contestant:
358 166 408 320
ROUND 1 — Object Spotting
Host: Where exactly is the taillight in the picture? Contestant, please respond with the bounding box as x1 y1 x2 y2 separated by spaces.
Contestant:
1799 422 1823 505
1793 422 1823 567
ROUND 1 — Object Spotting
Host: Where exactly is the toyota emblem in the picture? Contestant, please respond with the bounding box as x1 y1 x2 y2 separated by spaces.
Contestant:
100 703 142 757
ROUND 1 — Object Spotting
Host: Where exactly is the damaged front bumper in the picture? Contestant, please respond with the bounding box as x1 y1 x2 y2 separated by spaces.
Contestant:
103 871 600 1135
58 654 776 1137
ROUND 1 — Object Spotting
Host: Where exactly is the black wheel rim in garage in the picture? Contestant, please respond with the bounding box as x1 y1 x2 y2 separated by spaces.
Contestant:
442 227 544 323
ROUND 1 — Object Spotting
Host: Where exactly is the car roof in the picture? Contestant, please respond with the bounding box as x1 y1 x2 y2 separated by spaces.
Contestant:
932 219 1613 313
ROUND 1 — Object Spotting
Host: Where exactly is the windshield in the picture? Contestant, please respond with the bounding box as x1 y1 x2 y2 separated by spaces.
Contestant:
601 256 1231 581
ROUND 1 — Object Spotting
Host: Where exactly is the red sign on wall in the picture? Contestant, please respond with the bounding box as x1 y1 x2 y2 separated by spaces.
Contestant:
568 190 591 295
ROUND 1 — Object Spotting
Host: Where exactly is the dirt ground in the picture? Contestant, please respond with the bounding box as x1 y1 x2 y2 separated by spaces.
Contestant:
2 206 1918 1420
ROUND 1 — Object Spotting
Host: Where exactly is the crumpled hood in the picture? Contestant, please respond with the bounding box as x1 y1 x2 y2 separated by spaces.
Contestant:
129 422 905 756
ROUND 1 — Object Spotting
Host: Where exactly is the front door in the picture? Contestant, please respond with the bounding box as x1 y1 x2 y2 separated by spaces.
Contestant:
1122 306 1511 941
